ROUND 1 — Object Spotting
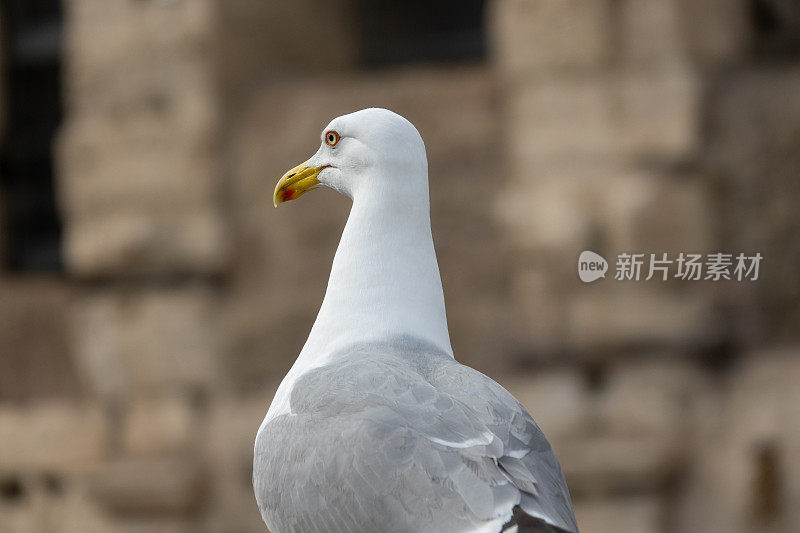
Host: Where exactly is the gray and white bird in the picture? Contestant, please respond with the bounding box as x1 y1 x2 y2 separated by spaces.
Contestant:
254 108 578 533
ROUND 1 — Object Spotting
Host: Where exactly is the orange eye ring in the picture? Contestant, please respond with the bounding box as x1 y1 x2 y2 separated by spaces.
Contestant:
325 130 340 147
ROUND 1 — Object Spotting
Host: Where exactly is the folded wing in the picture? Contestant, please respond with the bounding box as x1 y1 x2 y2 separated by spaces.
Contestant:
254 347 578 533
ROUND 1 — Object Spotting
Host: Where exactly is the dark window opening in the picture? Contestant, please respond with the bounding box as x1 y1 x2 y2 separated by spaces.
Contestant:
0 476 24 501
0 0 64 272
583 360 608 393
752 442 782 524
355 0 486 68
750 0 800 59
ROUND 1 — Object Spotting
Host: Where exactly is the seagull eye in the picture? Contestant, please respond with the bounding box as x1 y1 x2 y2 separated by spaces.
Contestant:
325 130 340 147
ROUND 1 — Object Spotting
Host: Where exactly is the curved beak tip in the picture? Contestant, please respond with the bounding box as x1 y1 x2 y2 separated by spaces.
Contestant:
273 160 324 207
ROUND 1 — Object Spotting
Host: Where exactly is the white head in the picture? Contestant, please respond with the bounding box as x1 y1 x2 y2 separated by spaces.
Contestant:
270 108 453 370
274 108 429 213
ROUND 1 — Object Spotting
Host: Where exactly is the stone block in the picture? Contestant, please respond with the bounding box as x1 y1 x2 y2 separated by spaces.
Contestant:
619 0 685 67
490 0 612 76
0 280 80 401
57 103 226 278
88 458 204 516
58 110 217 216
63 210 228 278
494 166 716 359
495 168 600 254
675 0 751 66
550 360 704 498
494 165 639 256
709 69 800 183
506 76 620 167
596 358 706 463
561 434 678 496
58 0 226 278
0 403 106 474
112 520 195 533
63 0 215 115
42 487 112 533
573 496 661 533
728 348 800 453
613 174 714 256
507 266 571 355
74 287 220 398
203 395 274 532
506 67 699 169
674 348 800 532
567 287 718 353
496 165 712 257
217 0 358 102
615 66 700 160
727 350 800 531
121 395 195 457
495 162 715 358
0 489 41 533
707 69 800 344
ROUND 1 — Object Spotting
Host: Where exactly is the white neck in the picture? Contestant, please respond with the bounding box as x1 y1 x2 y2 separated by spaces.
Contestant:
301 187 453 362
263 171 452 420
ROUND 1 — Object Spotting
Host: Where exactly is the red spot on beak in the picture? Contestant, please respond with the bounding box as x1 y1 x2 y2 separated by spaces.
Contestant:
280 188 296 202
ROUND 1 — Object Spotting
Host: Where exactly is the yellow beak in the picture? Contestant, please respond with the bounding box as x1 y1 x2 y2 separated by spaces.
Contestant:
273 160 328 207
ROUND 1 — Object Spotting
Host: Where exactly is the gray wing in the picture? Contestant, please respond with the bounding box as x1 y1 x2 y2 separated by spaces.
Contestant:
254 348 578 533
427 359 578 532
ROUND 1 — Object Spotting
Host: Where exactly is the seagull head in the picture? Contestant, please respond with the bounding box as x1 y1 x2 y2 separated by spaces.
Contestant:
273 108 428 210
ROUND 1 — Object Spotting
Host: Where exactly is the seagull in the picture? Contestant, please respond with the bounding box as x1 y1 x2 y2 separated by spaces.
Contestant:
254 108 578 533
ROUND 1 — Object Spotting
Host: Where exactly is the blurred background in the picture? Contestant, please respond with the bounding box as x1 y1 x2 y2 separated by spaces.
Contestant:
0 0 799 532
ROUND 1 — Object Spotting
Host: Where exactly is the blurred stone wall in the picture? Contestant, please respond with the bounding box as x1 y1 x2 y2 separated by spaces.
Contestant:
0 1 799 532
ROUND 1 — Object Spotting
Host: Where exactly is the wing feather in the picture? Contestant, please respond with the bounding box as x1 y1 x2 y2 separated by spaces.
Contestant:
254 346 578 533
